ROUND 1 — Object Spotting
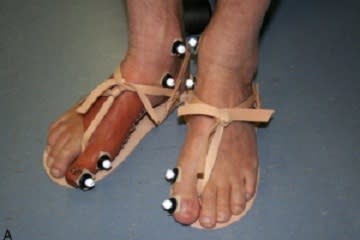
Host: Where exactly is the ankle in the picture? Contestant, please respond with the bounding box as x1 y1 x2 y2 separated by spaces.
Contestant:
122 26 183 86
195 76 254 108
195 48 257 107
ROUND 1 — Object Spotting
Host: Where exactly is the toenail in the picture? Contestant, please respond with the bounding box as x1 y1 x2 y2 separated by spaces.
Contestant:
233 204 245 214
50 168 61 178
46 156 54 167
217 213 228 222
245 192 253 201
200 216 214 227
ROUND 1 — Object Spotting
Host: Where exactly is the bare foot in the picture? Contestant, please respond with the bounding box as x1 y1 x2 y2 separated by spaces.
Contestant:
45 0 184 188
167 0 271 228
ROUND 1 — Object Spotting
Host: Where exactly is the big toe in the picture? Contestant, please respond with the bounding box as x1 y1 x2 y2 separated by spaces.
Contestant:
165 119 212 224
172 195 200 225
48 133 81 178
169 165 200 224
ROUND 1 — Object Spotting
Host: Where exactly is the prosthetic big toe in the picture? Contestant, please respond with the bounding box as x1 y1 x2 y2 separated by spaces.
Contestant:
162 83 274 229
43 39 192 190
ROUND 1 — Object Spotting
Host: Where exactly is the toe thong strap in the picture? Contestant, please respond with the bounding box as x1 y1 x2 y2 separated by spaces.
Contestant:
76 70 174 150
177 84 275 193
165 50 192 112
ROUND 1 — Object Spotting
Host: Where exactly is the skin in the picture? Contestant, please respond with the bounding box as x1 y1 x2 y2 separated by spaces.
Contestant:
46 0 270 229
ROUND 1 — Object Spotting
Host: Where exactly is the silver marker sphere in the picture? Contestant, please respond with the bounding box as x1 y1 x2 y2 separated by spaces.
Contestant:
176 45 186 54
84 178 95 188
185 78 195 89
101 159 112 169
166 78 175 87
162 199 173 210
188 37 198 48
165 169 176 180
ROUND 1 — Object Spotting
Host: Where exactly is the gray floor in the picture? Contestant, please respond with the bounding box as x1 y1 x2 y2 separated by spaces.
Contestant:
1 0 359 239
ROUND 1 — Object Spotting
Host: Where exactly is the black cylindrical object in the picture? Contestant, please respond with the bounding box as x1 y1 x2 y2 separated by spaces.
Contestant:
183 0 212 35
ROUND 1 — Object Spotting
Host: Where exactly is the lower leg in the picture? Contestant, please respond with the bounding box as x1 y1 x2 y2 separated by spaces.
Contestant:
170 0 270 228
122 0 184 90
196 0 270 106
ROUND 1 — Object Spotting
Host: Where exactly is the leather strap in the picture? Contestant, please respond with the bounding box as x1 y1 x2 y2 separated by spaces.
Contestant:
177 84 274 193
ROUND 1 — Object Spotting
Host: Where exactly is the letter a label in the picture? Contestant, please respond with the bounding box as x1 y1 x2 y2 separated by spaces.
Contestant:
3 229 12 240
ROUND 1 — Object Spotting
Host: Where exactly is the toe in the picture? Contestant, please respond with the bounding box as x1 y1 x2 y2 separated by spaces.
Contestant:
47 131 70 175
243 168 258 201
49 131 81 178
171 118 212 225
199 183 217 229
47 122 67 148
171 166 200 225
216 185 231 223
172 196 200 225
230 179 247 215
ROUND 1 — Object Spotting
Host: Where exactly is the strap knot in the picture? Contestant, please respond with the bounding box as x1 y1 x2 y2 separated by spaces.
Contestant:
76 75 162 150
218 109 231 127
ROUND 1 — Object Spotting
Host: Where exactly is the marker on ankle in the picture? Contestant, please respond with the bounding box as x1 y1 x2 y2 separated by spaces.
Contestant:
162 73 175 89
185 77 196 90
188 37 198 48
172 40 186 56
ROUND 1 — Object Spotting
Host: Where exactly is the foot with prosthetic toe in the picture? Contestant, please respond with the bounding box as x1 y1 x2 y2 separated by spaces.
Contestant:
44 39 192 190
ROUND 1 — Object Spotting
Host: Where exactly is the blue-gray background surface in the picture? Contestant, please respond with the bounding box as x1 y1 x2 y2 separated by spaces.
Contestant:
0 0 359 239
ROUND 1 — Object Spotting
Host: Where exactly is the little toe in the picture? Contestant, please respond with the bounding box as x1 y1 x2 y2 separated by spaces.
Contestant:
199 184 217 229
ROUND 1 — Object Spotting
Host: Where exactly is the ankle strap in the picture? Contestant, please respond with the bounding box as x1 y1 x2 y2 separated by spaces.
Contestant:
178 84 274 125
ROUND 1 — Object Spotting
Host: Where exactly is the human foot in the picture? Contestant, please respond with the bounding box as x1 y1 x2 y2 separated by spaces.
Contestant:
45 0 186 189
162 0 273 228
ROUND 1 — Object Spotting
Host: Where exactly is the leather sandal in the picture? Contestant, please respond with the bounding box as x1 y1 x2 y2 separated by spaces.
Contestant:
162 83 274 229
43 39 192 190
